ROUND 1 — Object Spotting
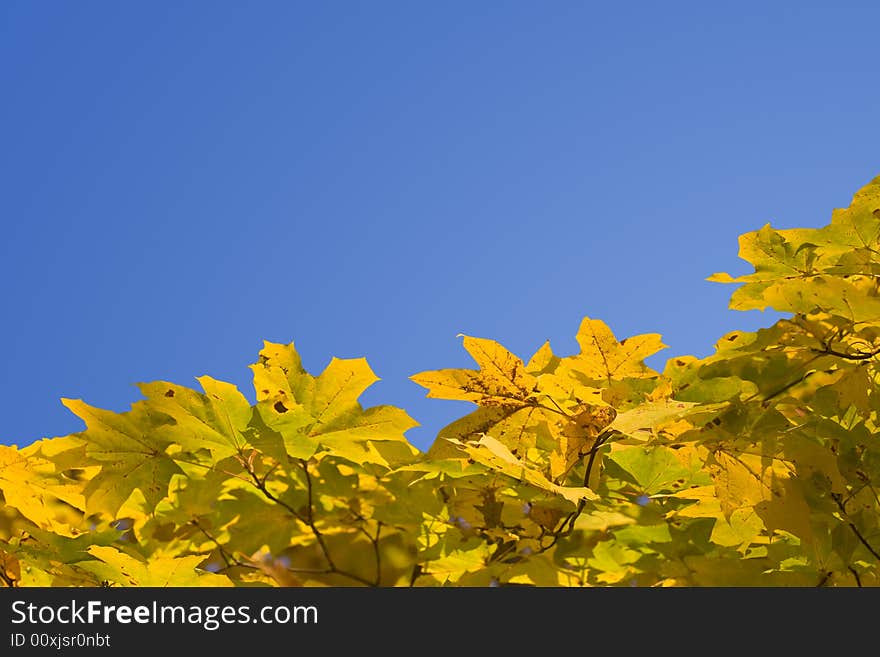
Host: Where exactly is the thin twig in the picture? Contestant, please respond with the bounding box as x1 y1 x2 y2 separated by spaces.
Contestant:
848 566 863 588
750 354 824 403
833 493 880 562
350 509 386 586
244 460 375 586
536 430 615 553
191 519 238 569
812 346 880 361
372 523 383 586
542 396 573 418
408 564 422 587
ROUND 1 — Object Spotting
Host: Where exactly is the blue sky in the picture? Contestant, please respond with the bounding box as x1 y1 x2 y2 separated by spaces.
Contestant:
2 2 878 450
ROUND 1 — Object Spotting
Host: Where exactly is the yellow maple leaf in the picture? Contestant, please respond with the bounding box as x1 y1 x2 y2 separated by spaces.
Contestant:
560 317 666 384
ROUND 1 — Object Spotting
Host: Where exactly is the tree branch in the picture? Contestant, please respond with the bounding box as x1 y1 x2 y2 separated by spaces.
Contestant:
848 566 863 588
753 354 824 403
833 493 880 563
191 519 240 570
372 523 383 586
244 460 375 586
408 564 422 587
536 430 615 554
811 345 880 362
349 510 385 586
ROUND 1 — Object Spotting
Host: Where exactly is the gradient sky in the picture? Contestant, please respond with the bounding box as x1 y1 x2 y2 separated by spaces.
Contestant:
2 2 878 450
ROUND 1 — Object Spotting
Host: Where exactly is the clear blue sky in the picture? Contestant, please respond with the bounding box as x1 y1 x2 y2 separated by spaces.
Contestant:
2 2 878 450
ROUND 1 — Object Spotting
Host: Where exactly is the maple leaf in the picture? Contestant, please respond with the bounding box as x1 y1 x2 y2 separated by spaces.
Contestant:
251 341 418 466
0 444 85 531
138 377 253 460
560 317 667 384
82 546 232 587
710 175 880 322
61 398 183 517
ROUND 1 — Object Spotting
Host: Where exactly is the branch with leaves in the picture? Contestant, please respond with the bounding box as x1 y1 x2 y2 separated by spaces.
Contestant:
3 174 880 587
